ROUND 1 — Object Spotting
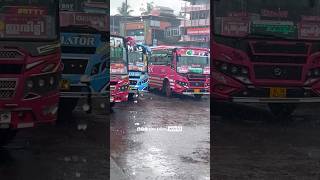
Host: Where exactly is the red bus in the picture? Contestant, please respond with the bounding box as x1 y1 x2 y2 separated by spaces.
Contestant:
149 46 210 99
0 0 61 145
212 0 320 118
110 35 129 107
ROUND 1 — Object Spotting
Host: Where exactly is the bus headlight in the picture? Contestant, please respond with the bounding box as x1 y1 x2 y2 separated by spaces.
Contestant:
120 84 129 91
307 68 320 79
215 60 250 79
241 68 248 75
221 63 228 72
27 80 34 89
49 76 55 86
176 81 188 87
24 73 60 99
231 66 238 74
39 79 45 87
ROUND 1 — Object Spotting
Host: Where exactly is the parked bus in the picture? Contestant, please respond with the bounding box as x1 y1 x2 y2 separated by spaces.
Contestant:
212 0 320 118
59 10 108 116
128 43 151 99
0 0 61 145
110 35 129 107
149 46 210 99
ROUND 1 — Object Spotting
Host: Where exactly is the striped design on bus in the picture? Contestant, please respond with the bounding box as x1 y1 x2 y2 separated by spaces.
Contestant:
149 76 175 88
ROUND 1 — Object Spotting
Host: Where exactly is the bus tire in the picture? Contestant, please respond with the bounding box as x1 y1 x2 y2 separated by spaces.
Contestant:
163 79 172 97
58 98 79 121
194 94 202 100
0 130 17 147
268 103 296 120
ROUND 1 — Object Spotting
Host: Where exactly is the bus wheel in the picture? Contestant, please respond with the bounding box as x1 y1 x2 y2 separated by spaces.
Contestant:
163 80 172 97
268 103 296 120
0 130 17 147
58 98 79 122
194 94 202 100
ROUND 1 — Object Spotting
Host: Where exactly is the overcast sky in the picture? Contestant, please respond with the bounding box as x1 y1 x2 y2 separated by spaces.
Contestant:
110 0 188 16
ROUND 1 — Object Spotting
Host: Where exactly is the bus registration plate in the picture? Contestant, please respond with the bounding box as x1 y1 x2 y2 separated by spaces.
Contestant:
60 79 70 90
270 87 286 98
194 89 200 93
0 112 11 124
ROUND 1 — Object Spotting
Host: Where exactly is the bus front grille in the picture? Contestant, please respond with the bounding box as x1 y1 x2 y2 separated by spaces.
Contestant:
0 49 23 59
254 65 302 80
0 79 17 99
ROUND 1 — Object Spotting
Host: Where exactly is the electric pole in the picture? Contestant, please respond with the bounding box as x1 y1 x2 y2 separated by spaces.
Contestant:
124 0 128 37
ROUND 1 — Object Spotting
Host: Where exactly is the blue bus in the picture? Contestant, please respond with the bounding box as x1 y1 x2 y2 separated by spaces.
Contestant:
59 11 109 116
128 44 151 99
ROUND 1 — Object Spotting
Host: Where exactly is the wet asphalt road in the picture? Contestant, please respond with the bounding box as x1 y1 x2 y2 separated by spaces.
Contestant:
110 91 210 180
0 107 108 180
212 102 320 179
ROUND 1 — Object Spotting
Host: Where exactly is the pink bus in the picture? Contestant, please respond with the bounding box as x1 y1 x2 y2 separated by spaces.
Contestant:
110 35 129 107
149 46 210 99
212 0 320 118
0 0 61 145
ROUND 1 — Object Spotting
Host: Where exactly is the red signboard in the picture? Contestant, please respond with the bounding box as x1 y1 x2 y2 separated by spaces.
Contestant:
221 17 250 37
110 63 127 74
60 12 108 32
5 6 48 16
0 16 47 38
299 22 320 40
0 6 55 39
187 28 210 35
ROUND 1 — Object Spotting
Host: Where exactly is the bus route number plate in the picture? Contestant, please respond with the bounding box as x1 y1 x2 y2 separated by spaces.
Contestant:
270 87 286 98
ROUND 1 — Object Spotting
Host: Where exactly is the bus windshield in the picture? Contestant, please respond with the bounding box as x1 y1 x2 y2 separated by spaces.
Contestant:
177 56 210 74
128 44 149 72
0 0 58 40
129 52 143 64
128 51 146 71
110 36 128 74
213 0 320 40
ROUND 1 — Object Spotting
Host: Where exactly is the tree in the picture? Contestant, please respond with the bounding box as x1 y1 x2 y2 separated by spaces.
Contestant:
142 2 154 15
117 2 134 16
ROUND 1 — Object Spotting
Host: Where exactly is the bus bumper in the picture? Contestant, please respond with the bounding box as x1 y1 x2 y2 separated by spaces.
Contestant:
231 97 320 103
182 92 210 95
0 92 59 129
110 94 129 103
60 90 109 111
212 70 320 103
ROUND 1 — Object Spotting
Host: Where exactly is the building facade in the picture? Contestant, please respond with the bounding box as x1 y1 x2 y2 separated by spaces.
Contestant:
119 6 180 46
180 0 210 47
